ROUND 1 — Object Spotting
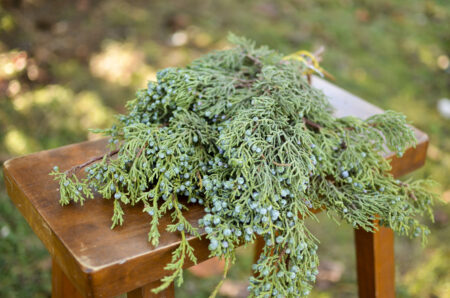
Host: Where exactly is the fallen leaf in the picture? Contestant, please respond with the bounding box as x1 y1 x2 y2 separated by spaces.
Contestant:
188 257 225 278
316 259 345 290
219 279 249 298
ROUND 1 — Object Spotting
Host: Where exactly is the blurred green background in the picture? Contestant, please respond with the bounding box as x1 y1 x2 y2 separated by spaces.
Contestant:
0 1 448 297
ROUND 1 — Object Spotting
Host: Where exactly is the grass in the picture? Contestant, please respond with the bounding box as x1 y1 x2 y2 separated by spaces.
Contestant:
0 0 449 297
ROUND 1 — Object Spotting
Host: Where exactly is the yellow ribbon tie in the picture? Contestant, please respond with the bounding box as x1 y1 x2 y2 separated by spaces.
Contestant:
283 50 330 79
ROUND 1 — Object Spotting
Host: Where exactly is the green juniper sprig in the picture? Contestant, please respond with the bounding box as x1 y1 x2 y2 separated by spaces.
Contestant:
50 34 438 297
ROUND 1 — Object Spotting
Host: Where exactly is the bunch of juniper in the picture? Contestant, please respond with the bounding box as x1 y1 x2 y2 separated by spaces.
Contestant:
51 35 437 297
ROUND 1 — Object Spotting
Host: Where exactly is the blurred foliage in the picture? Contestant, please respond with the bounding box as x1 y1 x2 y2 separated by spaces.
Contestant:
0 0 448 297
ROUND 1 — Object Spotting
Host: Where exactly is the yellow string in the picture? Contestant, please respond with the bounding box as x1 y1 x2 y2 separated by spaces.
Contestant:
283 50 327 78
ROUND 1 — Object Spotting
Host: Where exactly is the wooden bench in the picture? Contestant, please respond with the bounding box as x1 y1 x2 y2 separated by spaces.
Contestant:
3 77 428 298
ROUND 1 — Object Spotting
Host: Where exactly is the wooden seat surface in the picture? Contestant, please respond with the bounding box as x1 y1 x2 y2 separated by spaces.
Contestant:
3 77 428 297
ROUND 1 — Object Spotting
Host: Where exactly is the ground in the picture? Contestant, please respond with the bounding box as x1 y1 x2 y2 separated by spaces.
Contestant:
0 1 449 297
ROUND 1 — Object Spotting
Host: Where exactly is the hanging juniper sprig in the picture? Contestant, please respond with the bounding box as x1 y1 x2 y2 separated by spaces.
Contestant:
51 34 438 297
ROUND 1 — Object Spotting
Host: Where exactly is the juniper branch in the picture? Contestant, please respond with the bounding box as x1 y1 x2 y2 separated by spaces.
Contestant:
51 33 438 298
65 148 119 176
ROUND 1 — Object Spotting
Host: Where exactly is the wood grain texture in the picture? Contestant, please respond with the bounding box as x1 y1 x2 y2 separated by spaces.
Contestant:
3 77 428 297
3 142 210 297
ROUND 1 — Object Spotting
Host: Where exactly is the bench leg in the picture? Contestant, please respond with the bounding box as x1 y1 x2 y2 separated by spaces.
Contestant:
52 258 83 298
127 280 175 298
354 225 395 298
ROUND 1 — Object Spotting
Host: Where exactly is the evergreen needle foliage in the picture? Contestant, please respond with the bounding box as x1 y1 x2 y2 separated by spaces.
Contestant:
51 34 438 297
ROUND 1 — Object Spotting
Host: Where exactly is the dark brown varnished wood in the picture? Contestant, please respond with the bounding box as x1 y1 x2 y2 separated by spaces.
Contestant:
3 77 428 297
354 225 395 298
52 258 84 298
3 142 210 297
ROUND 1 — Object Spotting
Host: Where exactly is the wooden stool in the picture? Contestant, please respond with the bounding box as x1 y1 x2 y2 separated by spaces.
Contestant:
3 77 428 298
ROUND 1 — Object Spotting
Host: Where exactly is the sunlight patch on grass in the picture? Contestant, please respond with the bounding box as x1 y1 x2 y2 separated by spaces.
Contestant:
4 128 38 155
74 91 114 130
90 40 153 87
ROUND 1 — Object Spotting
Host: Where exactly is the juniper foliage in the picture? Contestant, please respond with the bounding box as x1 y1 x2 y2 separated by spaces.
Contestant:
51 35 437 297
